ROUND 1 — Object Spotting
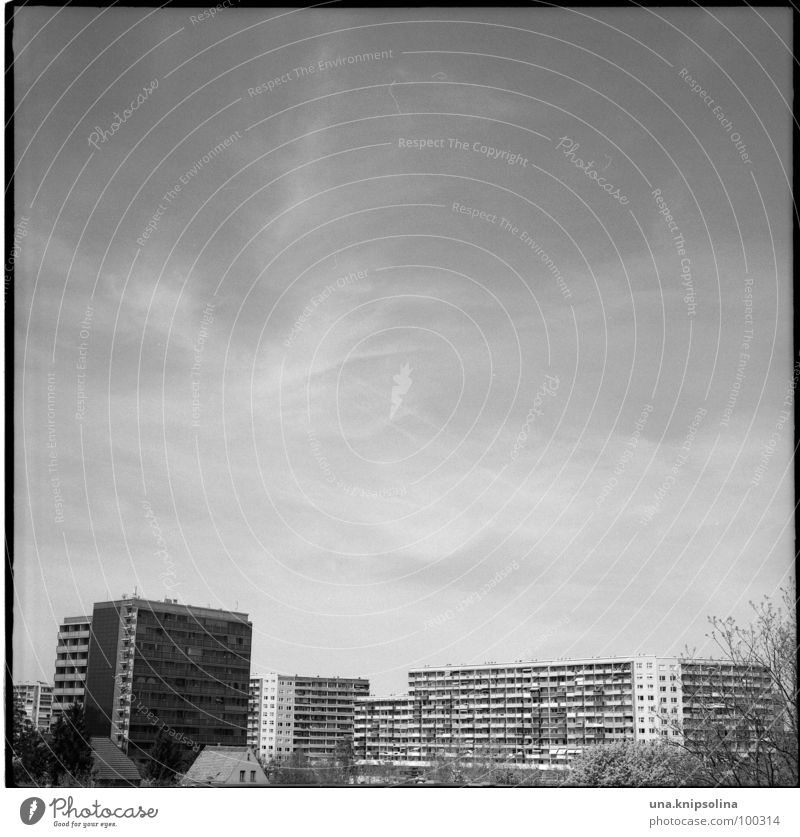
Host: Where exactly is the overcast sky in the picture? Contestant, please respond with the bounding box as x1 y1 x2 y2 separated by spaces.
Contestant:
13 6 793 696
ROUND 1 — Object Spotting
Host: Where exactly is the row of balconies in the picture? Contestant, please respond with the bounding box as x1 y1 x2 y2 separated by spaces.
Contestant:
55 644 89 655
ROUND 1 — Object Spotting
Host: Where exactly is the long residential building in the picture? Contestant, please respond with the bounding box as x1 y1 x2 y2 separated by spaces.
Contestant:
354 655 773 770
52 614 92 726
83 595 252 763
248 672 369 763
13 681 54 730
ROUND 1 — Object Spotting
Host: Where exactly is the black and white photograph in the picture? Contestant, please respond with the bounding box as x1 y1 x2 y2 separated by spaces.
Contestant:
4 1 797 832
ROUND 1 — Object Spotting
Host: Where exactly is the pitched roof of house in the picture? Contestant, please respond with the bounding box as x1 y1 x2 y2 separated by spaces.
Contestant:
90 737 142 785
179 746 268 787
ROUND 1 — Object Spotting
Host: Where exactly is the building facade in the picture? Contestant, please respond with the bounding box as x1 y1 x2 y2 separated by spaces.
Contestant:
680 659 775 750
13 681 54 730
354 655 771 770
52 615 92 726
248 672 369 763
83 596 252 762
247 672 295 760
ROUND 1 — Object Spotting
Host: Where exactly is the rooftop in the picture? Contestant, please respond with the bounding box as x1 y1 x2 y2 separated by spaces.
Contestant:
94 596 250 621
90 737 142 786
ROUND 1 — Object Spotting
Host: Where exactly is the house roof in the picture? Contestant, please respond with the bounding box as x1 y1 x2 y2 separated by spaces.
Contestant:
90 737 142 785
179 746 268 787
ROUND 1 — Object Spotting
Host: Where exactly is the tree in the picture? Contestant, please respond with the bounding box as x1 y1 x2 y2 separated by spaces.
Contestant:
270 750 317 784
10 695 52 786
49 703 93 785
142 730 193 785
564 740 707 787
332 737 355 784
677 589 797 787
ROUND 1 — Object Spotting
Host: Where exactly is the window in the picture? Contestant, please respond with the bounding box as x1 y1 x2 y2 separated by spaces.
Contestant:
648 695 654 701
250 771 256 782
239 770 245 782
637 695 644 701
659 676 666 681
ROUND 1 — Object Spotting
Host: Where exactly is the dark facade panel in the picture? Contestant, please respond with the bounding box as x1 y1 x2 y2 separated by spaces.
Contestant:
84 604 123 737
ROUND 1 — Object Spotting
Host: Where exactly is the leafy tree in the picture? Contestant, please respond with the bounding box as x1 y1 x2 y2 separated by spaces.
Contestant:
332 737 355 784
10 695 52 786
143 729 193 785
676 589 797 787
270 750 317 784
49 703 93 785
564 740 707 787
492 767 541 786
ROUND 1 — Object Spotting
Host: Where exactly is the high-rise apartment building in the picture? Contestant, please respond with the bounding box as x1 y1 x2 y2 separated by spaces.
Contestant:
83 596 252 762
13 681 54 730
52 614 92 726
247 672 295 760
680 659 776 748
248 672 369 763
354 655 772 770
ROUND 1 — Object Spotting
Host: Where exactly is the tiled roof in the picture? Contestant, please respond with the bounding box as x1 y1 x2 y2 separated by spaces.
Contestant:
90 737 142 785
180 746 268 787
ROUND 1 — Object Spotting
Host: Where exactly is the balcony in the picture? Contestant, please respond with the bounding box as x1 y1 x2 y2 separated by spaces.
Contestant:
56 644 90 655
